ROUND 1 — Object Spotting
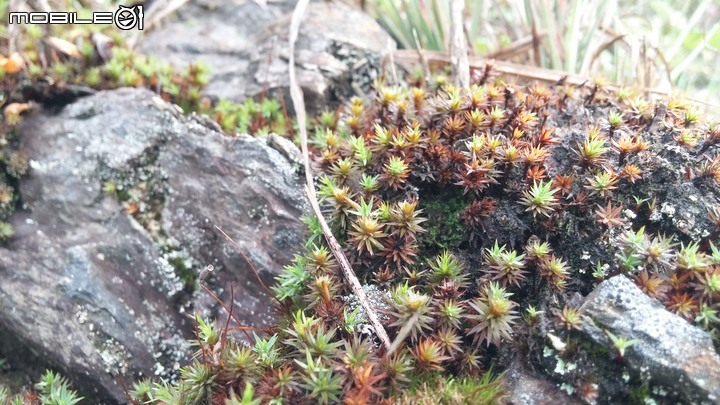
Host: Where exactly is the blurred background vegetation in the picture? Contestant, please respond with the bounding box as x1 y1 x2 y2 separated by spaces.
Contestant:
369 0 720 106
2 0 719 107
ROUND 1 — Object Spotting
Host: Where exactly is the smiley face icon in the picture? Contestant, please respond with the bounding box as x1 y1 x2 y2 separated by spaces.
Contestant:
114 5 144 30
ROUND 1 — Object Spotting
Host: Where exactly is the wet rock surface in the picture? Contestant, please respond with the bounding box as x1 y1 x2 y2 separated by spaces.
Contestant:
0 88 308 403
140 0 395 114
580 275 720 404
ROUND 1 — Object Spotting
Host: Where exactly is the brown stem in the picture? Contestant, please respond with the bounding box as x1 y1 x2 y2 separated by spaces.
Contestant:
214 225 280 306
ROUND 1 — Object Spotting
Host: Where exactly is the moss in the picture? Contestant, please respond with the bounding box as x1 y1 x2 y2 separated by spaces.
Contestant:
211 97 294 137
627 383 652 405
4 10 720 401
419 189 469 252
398 370 507 405
165 251 197 292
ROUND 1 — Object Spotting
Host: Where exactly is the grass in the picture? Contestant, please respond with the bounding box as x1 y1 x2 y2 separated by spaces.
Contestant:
371 0 720 105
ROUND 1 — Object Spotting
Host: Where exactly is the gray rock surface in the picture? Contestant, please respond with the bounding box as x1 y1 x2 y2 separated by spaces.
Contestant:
0 88 308 403
580 275 720 404
506 360 581 405
140 0 395 114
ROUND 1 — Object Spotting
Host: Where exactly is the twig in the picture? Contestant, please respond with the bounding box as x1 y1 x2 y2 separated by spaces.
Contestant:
200 283 253 340
7 0 22 54
531 21 541 67
221 285 235 351
486 33 547 61
587 34 626 75
391 49 720 110
412 28 431 83
449 0 470 89
214 225 277 304
288 0 392 351
126 0 190 49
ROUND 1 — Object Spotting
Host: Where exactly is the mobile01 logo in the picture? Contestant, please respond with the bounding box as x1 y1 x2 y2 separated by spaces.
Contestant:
8 5 144 30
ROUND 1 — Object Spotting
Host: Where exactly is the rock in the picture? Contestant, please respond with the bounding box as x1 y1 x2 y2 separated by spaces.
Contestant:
0 88 308 402
580 275 720 404
140 0 395 114
506 360 581 405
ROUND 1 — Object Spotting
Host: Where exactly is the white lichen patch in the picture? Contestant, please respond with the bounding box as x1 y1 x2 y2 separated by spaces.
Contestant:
660 202 676 217
649 209 662 222
75 305 88 325
97 337 131 375
133 299 189 384
155 256 186 298
341 284 391 337
560 382 575 395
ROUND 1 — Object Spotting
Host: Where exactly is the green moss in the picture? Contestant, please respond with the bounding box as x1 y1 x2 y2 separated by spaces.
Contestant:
577 338 611 358
419 190 469 252
398 370 507 405
166 252 197 291
0 369 82 404
627 383 652 405
210 97 292 137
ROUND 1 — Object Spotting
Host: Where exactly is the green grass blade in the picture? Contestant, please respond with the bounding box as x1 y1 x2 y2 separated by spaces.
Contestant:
563 0 582 73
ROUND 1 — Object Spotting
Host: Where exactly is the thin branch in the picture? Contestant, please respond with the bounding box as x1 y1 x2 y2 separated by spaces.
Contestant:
587 34 626 76
7 0 22 53
392 50 673 99
393 49 719 111
412 28 431 83
200 283 254 340
486 32 547 61
288 0 392 351
449 0 470 89
221 285 235 351
214 225 279 305
531 20 542 67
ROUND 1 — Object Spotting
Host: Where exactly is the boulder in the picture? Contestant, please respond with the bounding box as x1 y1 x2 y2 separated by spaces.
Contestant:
139 0 395 114
0 88 308 403
580 275 720 404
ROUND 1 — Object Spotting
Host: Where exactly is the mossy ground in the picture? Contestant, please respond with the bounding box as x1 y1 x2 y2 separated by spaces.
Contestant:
2 1 720 404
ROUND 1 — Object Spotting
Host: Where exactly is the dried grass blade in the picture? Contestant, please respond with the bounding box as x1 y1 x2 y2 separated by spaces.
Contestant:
288 0 392 351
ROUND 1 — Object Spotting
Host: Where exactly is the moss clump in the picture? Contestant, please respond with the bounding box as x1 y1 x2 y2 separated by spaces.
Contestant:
397 370 507 405
0 116 29 241
3 3 720 401
0 370 82 405
213 97 294 137
419 189 468 252
121 71 720 403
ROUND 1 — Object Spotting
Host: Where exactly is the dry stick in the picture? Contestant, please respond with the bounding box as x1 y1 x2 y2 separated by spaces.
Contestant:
126 0 191 49
221 285 235 351
386 48 398 85
7 0 21 53
392 49 720 109
288 0 392 351
199 283 267 339
531 23 542 67
449 0 470 89
486 33 547 61
587 34 626 75
412 28 431 83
